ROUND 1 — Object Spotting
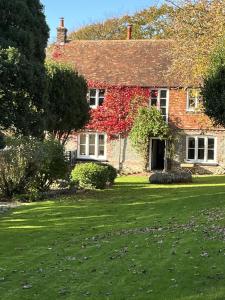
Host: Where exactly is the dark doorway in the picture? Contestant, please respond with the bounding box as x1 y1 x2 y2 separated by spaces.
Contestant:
151 139 165 170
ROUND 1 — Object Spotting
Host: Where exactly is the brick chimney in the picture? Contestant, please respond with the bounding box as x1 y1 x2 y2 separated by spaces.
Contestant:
127 24 132 40
57 17 67 45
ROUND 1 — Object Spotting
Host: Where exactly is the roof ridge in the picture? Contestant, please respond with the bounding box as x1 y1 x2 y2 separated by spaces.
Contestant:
68 39 173 43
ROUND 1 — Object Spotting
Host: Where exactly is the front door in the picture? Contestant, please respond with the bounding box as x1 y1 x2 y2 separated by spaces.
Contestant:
150 139 165 170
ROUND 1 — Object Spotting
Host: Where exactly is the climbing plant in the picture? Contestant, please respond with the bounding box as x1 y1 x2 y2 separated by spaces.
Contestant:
87 82 149 139
130 106 171 165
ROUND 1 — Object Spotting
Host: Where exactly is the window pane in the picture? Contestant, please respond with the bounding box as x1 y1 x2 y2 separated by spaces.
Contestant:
99 97 104 106
160 98 166 107
188 97 196 109
98 146 105 156
90 89 96 97
89 134 95 145
198 149 204 160
198 138 205 149
80 145 86 155
99 134 105 145
160 90 167 98
151 90 158 98
90 97 96 106
188 149 195 160
151 99 157 106
99 89 105 97
160 108 166 116
80 134 86 145
208 150 214 160
188 138 195 149
89 145 95 155
208 138 214 149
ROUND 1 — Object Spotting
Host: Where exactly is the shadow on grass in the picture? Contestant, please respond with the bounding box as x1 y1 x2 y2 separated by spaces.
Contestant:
1 176 225 300
1 175 225 234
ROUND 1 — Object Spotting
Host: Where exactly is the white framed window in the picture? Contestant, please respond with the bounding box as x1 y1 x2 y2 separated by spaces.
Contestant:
78 133 106 160
187 88 203 112
150 89 169 122
186 136 216 163
88 89 105 108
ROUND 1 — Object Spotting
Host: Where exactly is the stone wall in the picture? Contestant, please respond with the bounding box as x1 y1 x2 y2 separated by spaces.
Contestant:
171 129 225 174
107 138 145 173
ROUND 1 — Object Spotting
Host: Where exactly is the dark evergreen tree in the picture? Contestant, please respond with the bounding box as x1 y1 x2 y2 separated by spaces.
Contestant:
46 61 89 144
0 0 49 136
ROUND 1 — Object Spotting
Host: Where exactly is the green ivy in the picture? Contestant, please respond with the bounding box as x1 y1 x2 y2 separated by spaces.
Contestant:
130 107 171 162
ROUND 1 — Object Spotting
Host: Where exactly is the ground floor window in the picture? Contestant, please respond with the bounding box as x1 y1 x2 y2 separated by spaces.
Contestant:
78 133 106 159
186 136 216 163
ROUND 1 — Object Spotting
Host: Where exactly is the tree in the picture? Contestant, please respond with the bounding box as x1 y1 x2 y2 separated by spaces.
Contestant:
46 61 89 144
69 4 173 40
0 0 49 136
167 0 225 85
202 47 225 127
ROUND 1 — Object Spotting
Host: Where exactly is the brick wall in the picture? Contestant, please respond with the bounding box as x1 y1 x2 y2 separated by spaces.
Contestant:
169 88 214 130
64 88 225 174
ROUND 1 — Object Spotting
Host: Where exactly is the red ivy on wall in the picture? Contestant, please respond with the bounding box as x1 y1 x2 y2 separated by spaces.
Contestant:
51 45 64 60
87 81 150 140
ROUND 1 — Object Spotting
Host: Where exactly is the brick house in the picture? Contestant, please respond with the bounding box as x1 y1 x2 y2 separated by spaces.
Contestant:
51 18 225 174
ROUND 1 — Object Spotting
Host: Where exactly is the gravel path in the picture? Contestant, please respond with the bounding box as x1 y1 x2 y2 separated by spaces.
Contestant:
0 202 18 214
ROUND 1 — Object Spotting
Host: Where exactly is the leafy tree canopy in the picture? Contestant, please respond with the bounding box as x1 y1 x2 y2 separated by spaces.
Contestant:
69 4 173 40
0 0 49 63
0 0 49 137
45 61 89 144
202 46 225 128
167 0 225 85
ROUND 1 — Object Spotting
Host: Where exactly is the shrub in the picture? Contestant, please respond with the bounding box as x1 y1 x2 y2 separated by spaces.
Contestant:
31 139 68 192
0 137 68 199
103 163 117 185
71 162 117 189
149 171 192 184
0 137 40 198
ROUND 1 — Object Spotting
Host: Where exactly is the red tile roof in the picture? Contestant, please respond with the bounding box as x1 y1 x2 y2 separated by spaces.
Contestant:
51 39 178 87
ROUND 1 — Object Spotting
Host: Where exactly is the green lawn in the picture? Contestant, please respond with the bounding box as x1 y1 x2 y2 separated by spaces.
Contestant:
1 176 225 300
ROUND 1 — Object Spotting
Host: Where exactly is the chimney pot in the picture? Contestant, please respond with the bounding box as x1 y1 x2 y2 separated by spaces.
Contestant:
60 17 64 28
57 17 67 45
127 24 132 40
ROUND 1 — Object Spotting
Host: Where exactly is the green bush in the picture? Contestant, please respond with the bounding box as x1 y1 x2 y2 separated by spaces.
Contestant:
31 139 68 192
103 163 118 185
0 137 68 199
0 137 40 198
71 162 117 189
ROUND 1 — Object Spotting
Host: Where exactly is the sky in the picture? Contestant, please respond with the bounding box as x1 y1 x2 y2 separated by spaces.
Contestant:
41 0 163 42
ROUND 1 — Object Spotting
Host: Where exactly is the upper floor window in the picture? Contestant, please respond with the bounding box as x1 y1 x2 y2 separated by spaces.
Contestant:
88 89 105 108
187 88 203 112
186 136 216 163
78 132 106 160
150 89 169 121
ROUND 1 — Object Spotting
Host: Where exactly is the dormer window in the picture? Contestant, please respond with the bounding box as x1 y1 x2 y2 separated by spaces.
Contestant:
88 89 105 108
187 88 203 112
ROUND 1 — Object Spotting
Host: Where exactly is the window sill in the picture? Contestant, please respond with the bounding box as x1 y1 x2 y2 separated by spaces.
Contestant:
185 160 218 166
186 110 203 114
77 156 107 162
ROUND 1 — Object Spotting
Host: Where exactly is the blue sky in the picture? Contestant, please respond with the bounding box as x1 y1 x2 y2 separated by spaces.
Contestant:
41 0 163 42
